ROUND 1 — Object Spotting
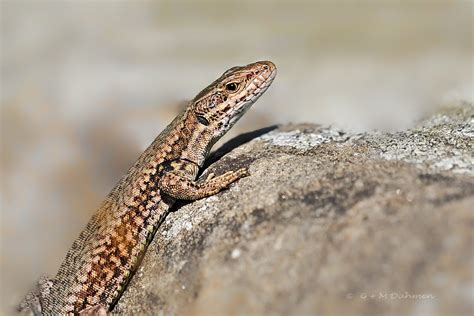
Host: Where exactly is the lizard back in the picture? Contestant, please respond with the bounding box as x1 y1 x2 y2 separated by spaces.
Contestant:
44 109 192 314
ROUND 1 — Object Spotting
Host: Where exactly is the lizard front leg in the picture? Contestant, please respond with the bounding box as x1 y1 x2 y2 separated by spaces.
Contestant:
158 167 249 200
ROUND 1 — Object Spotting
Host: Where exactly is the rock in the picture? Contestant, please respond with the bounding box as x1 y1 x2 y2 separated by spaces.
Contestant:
114 103 474 316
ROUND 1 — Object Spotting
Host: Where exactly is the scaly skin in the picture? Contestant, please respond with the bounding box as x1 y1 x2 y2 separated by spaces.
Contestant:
20 61 277 315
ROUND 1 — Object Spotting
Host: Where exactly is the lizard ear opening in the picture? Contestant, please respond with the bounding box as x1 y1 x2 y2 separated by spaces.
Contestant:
196 115 210 126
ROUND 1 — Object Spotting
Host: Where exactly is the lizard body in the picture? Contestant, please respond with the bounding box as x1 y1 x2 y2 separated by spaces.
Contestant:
20 61 277 315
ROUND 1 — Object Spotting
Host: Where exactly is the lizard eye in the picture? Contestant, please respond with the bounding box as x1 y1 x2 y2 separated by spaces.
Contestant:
225 82 239 92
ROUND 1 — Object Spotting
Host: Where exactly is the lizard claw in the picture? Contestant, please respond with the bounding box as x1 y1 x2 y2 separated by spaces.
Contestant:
236 167 250 178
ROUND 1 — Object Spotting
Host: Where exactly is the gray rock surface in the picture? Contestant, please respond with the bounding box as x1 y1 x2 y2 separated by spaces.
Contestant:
115 103 473 316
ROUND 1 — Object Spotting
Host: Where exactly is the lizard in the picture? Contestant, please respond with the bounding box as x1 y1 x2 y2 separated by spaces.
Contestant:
20 61 277 315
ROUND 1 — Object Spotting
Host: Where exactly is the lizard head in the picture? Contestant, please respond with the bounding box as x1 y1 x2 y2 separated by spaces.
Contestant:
192 60 277 139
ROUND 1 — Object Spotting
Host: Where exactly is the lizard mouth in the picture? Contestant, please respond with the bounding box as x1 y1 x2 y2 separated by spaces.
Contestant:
232 63 276 114
222 64 277 130
212 61 277 139
245 66 277 104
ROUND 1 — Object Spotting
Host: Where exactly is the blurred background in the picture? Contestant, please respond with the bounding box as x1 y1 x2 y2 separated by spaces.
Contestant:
1 0 472 313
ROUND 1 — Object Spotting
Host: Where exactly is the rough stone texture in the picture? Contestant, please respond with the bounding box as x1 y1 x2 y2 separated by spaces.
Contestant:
114 103 473 316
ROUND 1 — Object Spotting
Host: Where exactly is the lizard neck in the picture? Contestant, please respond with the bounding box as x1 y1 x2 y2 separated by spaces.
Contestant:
176 108 214 168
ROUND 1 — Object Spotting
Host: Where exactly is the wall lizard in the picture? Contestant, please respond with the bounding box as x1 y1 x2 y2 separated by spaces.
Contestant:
20 61 277 315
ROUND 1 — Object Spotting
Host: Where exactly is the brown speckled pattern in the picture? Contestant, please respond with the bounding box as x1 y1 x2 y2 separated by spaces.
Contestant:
23 61 276 314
